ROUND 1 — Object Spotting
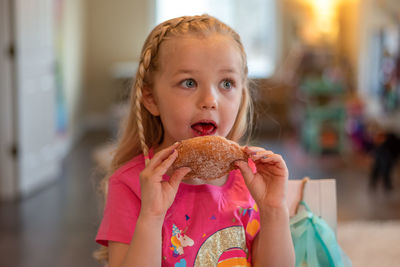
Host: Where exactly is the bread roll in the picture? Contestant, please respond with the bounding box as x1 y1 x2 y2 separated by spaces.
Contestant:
172 136 246 180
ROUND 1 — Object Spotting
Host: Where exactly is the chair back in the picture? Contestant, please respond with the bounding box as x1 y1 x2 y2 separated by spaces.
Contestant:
288 178 337 231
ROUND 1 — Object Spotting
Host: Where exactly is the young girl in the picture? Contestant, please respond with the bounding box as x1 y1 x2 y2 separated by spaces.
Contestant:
95 15 294 267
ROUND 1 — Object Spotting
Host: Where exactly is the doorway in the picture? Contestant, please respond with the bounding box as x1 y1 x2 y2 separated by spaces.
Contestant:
0 0 65 201
0 0 17 200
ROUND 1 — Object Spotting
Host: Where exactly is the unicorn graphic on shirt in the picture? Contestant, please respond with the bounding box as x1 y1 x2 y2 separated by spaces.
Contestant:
170 224 194 256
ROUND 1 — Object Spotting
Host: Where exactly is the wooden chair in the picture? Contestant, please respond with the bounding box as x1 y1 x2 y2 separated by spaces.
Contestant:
287 178 337 231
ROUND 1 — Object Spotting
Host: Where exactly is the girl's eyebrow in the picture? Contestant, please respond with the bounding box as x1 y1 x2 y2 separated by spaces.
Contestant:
219 68 239 74
218 68 241 77
173 69 199 75
172 68 239 76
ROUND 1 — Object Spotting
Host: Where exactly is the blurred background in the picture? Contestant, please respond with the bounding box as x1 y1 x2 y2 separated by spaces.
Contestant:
1 0 400 266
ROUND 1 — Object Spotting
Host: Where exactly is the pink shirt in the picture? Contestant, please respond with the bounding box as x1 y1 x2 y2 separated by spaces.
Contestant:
96 152 260 266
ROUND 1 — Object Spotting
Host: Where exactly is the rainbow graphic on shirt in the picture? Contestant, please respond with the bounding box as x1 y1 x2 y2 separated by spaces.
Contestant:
217 248 251 267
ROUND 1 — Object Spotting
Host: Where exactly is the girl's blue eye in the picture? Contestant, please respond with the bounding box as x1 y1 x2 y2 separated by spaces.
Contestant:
181 79 196 88
220 80 234 90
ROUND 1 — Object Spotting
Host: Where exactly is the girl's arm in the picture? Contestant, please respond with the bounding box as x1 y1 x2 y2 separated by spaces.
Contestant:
251 205 294 266
235 147 295 267
108 144 191 267
108 215 164 267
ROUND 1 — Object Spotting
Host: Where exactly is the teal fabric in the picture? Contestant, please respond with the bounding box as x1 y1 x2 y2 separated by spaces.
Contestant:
290 201 352 267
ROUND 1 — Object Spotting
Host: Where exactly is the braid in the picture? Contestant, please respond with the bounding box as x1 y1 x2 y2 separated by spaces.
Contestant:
134 22 175 165
134 62 149 165
133 17 196 165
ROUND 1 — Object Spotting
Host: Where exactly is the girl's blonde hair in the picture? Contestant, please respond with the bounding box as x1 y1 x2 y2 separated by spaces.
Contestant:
94 14 253 264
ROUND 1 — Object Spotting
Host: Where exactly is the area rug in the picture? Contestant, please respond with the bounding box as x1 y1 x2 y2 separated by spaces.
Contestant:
337 221 400 267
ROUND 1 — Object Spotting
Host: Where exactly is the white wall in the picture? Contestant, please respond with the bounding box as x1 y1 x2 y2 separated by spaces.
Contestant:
61 0 87 144
83 0 154 128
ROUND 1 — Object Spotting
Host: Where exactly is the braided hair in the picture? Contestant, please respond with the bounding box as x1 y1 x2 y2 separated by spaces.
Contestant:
94 14 253 264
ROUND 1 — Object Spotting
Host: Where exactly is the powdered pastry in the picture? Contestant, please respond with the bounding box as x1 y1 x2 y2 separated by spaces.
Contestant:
172 136 247 180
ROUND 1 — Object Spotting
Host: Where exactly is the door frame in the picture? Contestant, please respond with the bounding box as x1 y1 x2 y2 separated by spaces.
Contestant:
0 0 18 201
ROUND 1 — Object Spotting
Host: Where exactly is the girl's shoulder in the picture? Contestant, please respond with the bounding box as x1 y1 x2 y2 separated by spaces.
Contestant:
110 153 146 184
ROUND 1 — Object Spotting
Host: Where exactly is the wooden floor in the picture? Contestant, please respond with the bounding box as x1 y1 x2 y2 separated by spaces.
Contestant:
1 130 399 267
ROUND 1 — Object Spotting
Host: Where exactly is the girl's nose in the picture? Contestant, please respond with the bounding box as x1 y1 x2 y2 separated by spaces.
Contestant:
199 87 218 110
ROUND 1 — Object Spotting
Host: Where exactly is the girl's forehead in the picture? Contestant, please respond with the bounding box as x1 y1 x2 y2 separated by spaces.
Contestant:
157 34 243 71
162 34 234 51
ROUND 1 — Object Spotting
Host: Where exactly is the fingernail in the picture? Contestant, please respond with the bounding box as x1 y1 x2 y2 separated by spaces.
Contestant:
234 160 242 166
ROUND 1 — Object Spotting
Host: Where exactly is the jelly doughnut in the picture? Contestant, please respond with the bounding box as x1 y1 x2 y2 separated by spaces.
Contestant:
172 136 247 180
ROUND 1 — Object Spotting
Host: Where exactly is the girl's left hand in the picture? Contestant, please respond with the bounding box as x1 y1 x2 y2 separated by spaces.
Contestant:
235 146 289 211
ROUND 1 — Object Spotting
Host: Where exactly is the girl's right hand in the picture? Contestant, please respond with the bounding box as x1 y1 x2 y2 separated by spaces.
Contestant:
139 143 191 220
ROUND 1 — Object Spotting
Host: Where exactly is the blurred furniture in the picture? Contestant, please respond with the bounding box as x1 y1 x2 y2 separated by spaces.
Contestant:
302 105 346 154
300 77 346 154
288 178 337 231
252 78 293 136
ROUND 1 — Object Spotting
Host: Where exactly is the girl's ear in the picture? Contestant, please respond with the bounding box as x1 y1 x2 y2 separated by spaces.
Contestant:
141 86 160 116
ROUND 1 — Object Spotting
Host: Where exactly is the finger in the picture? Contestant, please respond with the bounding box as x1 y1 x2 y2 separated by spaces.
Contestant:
244 146 265 152
259 158 282 166
258 156 289 176
234 160 255 186
168 167 191 189
243 146 274 156
258 153 284 163
257 153 286 166
153 149 179 177
249 151 274 161
148 142 180 167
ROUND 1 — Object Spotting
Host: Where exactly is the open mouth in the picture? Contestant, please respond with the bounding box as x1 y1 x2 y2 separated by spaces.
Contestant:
191 121 217 136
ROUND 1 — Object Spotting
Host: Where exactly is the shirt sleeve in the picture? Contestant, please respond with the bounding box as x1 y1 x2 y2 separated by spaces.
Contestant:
95 176 141 246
